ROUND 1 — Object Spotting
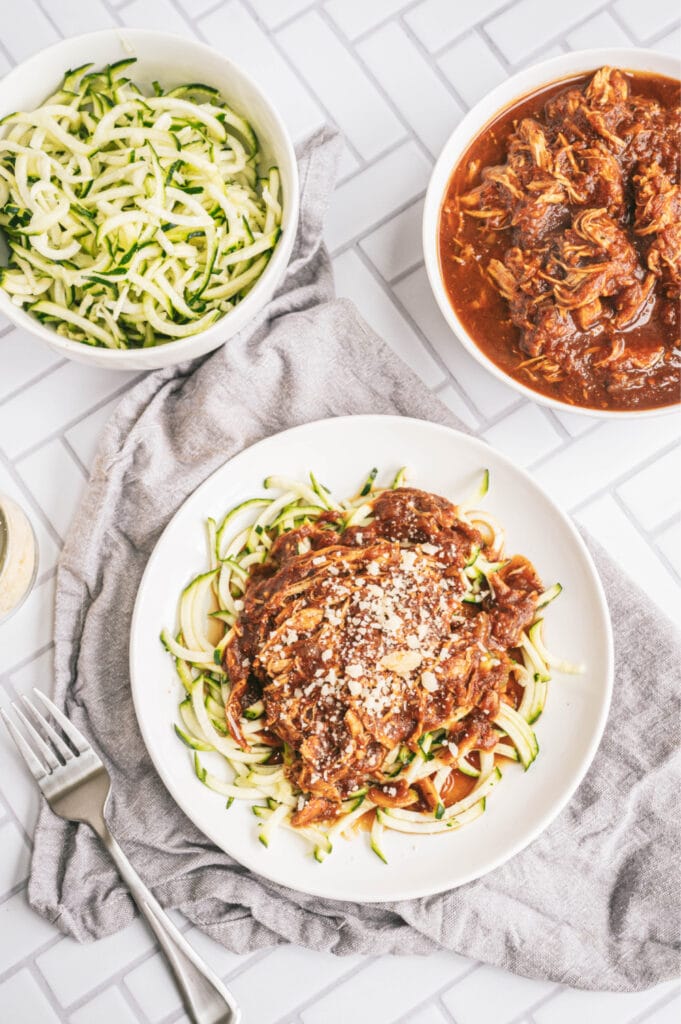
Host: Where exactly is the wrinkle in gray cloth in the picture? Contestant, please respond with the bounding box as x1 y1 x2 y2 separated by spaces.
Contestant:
28 126 681 992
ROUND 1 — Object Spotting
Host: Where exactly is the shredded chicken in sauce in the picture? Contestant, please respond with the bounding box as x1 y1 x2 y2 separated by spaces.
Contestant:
224 488 541 826
440 67 681 410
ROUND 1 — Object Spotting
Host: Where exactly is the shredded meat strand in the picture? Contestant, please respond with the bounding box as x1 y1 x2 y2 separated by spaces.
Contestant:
448 66 680 407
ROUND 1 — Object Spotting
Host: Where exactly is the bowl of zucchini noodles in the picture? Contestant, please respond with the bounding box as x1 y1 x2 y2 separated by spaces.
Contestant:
0 30 299 369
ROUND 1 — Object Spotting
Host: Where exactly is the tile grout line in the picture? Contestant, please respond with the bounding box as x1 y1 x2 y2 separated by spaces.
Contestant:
606 0 644 41
651 509 681 539
31 0 66 39
330 181 427 257
628 987 681 1024
433 379 484 428
389 960 482 1023
314 2 437 168
269 955 379 1024
26 958 72 1022
1 374 144 464
0 920 64 988
477 0 611 69
0 717 37 847
505 984 564 1024
59 434 92 482
0 5 679 1023
243 2 315 35
97 0 129 22
398 10 479 114
388 253 428 289
165 0 210 34
406 0 519 64
238 0 368 170
56 910 215 1021
117 979 148 1024
331 0 425 48
0 31 16 68
0 447 65 553
611 489 681 586
0 356 69 410
3 641 55 689
350 243 454 388
469 9 519 70
563 436 681 518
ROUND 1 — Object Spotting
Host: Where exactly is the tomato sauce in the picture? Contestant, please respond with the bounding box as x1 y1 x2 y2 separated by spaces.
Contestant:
438 68 681 411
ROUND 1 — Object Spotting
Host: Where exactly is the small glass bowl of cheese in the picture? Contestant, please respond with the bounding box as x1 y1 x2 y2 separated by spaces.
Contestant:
0 495 39 625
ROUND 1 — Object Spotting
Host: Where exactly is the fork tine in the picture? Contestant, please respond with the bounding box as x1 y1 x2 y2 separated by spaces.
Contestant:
12 704 61 771
21 695 75 762
32 689 90 754
0 708 49 781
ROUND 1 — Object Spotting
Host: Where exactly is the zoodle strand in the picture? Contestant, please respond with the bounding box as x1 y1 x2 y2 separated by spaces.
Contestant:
0 60 282 348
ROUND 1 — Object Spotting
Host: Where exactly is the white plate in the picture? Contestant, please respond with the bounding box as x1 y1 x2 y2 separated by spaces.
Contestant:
130 415 613 902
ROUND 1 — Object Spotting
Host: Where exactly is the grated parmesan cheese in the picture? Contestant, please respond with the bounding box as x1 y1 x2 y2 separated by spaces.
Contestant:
380 649 423 676
421 670 438 692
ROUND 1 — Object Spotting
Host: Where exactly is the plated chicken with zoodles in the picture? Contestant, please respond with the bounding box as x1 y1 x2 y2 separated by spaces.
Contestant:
161 468 582 863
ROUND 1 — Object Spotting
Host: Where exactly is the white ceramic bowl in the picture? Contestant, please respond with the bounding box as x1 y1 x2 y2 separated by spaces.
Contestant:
0 30 299 370
423 48 681 419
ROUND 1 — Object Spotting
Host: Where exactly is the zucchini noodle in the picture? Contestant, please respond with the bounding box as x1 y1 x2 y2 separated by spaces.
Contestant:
0 60 282 348
161 468 581 863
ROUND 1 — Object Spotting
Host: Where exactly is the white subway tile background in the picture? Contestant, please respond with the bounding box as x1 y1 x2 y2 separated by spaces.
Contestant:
0 1 679 1022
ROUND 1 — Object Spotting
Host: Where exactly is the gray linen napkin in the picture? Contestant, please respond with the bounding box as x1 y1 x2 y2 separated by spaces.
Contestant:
29 127 680 993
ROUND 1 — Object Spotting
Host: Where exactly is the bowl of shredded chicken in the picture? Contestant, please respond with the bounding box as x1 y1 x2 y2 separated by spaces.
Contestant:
424 48 680 416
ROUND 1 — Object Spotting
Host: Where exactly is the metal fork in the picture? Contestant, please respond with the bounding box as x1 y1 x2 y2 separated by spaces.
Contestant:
1 689 240 1024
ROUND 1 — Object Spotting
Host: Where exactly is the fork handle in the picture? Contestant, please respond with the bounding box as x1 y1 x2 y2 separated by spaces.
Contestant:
98 826 240 1024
